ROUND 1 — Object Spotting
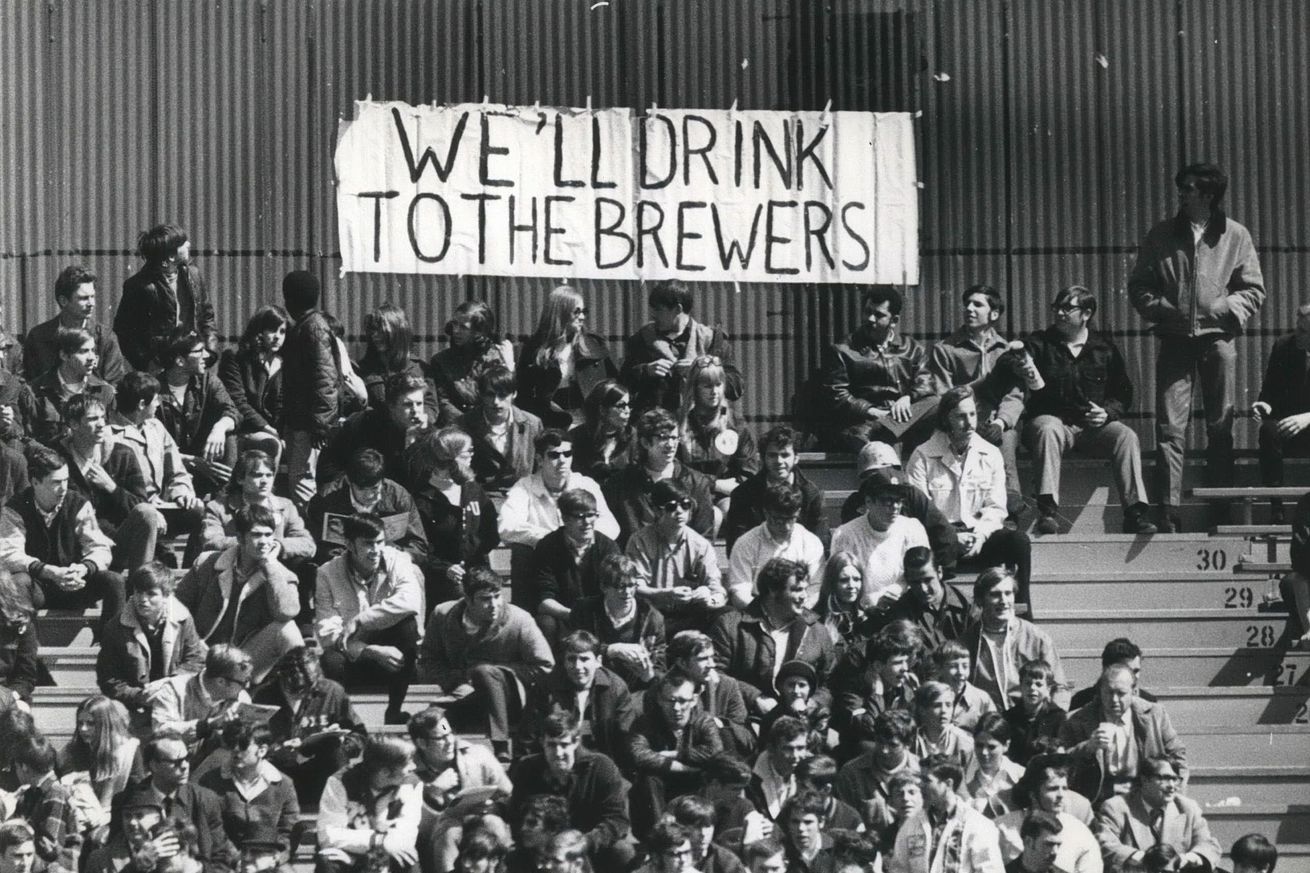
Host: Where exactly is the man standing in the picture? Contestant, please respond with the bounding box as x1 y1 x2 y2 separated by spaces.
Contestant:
279 270 338 508
1023 286 1156 535
23 265 128 384
814 287 931 453
1129 163 1265 531
622 280 743 414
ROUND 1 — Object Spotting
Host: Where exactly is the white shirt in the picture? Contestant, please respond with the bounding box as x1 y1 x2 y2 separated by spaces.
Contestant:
498 471 619 547
831 514 929 609
727 522 825 607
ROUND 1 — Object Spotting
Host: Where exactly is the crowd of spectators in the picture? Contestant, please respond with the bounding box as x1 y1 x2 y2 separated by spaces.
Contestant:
0 163 1289 873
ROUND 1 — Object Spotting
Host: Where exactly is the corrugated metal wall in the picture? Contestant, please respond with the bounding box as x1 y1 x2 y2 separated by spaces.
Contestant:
2 0 1307 447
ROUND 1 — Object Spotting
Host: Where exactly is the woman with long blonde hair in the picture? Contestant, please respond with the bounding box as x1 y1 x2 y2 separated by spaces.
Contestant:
518 285 617 429
56 695 144 808
676 355 759 528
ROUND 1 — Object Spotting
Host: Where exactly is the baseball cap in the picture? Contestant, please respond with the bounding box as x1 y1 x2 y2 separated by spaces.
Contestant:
856 441 901 475
859 469 910 502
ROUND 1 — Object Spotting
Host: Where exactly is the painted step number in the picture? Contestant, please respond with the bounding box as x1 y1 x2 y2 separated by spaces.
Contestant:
1197 548 1228 571
1223 586 1254 609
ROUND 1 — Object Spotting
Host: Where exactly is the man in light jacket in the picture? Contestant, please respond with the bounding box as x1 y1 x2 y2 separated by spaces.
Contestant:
1093 757 1220 873
888 754 1005 873
907 385 1032 605
315 512 425 725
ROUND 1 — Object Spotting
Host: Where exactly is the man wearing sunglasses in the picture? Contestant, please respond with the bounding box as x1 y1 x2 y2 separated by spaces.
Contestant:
150 643 253 765
626 478 726 636
1022 287 1156 536
1129 163 1265 532
501 430 619 606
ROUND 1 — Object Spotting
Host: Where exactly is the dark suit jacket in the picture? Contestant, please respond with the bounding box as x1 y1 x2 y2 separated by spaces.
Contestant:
457 406 543 491
530 529 621 611
603 461 716 546
217 348 283 434
508 750 631 852
710 602 836 706
114 263 215 373
110 780 235 872
1257 333 1310 420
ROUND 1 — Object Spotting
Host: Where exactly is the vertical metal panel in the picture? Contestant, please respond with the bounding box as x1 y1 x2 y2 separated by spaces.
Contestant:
917 0 1006 341
2 0 1309 443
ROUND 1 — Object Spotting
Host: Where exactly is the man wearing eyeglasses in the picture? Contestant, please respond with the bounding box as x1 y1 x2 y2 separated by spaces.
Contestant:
500 430 620 607
1093 757 1220 873
623 279 743 414
150 643 253 765
625 478 726 636
109 733 235 873
1022 286 1156 536
1128 163 1264 531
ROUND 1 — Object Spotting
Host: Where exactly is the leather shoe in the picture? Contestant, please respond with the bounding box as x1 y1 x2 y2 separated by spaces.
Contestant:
1122 503 1158 535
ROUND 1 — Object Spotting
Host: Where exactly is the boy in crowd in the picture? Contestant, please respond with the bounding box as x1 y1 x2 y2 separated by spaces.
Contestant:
933 640 998 732
457 366 543 490
154 328 239 494
0 445 124 637
97 562 207 718
627 479 726 636
500 430 619 607
722 425 829 554
28 327 117 448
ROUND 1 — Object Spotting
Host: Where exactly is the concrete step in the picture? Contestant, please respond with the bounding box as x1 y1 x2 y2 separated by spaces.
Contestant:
1152 686 1310 726
1179 726 1310 767
1188 765 1310 805
1031 534 1257 574
30 684 470 736
1041 608 1286 651
1030 570 1284 613
1204 804 1310 848
1061 647 1310 691
37 647 97 687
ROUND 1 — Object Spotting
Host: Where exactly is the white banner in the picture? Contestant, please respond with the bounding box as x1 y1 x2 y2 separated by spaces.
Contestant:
335 101 918 284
